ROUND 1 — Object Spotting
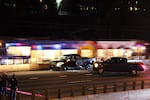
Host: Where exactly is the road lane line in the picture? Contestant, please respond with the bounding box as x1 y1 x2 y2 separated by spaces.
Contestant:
67 80 92 83
29 77 39 79
59 75 67 77
85 73 93 76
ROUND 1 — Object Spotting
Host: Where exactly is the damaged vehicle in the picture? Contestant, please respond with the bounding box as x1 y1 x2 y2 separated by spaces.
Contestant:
50 54 95 71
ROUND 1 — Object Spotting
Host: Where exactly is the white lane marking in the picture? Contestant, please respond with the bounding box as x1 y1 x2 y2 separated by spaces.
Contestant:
67 80 92 83
59 75 67 77
85 73 93 76
29 77 39 80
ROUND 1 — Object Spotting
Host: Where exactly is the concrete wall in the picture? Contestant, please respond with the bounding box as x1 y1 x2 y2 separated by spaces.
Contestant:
53 89 150 100
0 63 50 72
0 64 40 72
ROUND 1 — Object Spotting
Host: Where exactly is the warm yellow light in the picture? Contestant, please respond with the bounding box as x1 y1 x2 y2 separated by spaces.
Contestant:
86 7 89 10
91 6 94 10
130 7 133 11
81 49 93 57
136 1 138 5
134 7 138 11
40 0 42 3
0 43 2 47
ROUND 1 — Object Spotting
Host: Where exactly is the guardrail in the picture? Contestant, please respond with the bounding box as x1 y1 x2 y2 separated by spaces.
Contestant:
1 79 150 100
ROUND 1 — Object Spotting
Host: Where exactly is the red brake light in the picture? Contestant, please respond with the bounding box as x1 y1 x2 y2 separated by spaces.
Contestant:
140 63 147 70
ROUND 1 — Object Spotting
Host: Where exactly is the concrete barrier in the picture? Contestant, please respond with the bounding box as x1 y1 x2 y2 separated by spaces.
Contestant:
0 63 50 72
38 64 49 70
0 64 40 72
51 89 150 100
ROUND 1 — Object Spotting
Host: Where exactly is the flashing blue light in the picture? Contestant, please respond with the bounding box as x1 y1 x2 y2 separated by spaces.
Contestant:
37 45 43 50
53 44 61 49
6 44 10 47
6 43 19 47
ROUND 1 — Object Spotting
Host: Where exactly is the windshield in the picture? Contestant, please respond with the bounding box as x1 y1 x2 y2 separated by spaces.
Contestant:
59 55 69 61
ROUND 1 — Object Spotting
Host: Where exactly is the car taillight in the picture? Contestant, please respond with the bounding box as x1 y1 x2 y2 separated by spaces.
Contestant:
140 63 147 70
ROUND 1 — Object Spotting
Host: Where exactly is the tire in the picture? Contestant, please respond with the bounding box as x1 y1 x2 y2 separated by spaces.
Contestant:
85 64 92 70
51 67 56 71
60 67 65 71
63 67 67 70
129 69 137 76
98 67 104 75
61 65 67 71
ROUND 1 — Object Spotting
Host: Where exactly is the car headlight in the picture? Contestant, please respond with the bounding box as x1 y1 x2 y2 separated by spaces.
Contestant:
56 62 64 67
94 62 99 68
66 59 70 62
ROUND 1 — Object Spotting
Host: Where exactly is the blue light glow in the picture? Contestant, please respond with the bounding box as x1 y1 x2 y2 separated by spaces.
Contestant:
53 44 61 49
37 45 43 50
6 43 20 47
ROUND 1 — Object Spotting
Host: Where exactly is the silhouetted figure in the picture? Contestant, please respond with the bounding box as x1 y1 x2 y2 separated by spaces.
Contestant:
1 72 8 95
0 75 2 95
9 74 18 100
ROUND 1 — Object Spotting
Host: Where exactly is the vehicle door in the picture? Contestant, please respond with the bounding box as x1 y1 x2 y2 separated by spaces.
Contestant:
103 59 116 71
110 59 121 71
75 55 83 67
103 59 121 72
113 60 123 72
114 58 128 72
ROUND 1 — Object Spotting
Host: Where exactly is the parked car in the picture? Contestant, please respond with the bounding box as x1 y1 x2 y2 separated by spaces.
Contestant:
50 54 95 71
93 57 146 76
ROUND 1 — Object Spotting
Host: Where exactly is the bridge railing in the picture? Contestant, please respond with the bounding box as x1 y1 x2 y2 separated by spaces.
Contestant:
1 79 150 100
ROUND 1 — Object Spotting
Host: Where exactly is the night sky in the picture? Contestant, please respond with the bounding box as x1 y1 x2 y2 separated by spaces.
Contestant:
0 0 150 41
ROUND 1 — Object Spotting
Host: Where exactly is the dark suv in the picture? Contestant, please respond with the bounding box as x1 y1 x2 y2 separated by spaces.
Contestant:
93 57 146 76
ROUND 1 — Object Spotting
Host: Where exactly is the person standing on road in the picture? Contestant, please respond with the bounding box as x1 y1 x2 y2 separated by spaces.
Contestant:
9 74 18 100
1 72 8 95
0 75 2 95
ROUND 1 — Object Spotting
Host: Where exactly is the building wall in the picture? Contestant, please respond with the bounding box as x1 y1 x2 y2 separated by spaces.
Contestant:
4 40 149 64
